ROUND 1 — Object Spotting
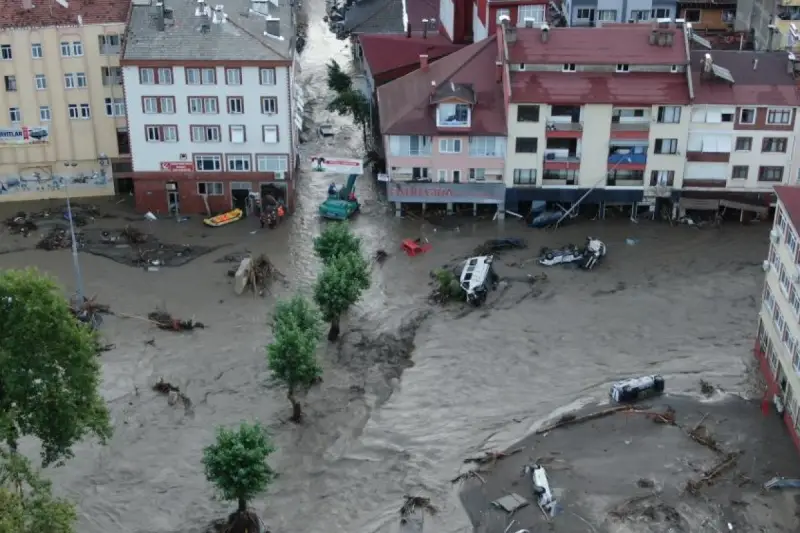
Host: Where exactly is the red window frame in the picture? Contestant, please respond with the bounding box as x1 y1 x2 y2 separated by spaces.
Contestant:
185 66 217 85
187 96 219 114
225 153 253 172
229 125 247 143
141 96 176 114
138 67 173 85
143 124 179 143
189 124 222 143
227 96 245 114
262 125 280 143
193 153 224 172
260 96 278 114
225 67 242 85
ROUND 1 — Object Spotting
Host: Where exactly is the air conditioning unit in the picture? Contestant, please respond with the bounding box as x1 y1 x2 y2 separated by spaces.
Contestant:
763 260 771 272
770 229 780 242
179 153 188 161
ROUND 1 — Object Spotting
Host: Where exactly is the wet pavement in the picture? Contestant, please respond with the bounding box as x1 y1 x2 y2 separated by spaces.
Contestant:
0 2 788 532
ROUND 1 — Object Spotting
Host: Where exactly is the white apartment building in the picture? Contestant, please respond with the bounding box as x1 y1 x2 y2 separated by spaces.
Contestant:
757 185 800 452
121 0 299 214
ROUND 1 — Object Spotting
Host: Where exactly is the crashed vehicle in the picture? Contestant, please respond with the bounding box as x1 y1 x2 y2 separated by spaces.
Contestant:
459 255 498 306
538 237 607 270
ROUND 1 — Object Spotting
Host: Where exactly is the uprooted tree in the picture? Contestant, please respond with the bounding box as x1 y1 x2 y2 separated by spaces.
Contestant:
0 268 112 466
266 296 322 422
0 450 77 533
202 423 276 533
313 251 371 342
313 222 363 266
325 59 371 142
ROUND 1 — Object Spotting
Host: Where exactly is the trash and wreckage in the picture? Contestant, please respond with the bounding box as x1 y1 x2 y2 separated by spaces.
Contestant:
538 237 607 270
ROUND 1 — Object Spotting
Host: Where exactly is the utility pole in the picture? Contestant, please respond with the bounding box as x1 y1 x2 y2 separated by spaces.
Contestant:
63 162 84 302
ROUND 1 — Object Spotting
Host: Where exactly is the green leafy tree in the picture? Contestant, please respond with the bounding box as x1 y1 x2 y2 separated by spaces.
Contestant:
313 222 362 266
266 296 322 422
328 89 371 142
0 450 77 533
202 423 276 533
326 59 352 93
313 252 371 341
0 269 111 466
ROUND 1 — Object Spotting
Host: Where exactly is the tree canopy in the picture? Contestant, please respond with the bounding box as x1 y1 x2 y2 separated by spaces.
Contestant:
202 423 276 513
0 450 77 533
313 252 371 341
313 222 362 266
266 296 322 421
326 59 352 93
0 269 111 465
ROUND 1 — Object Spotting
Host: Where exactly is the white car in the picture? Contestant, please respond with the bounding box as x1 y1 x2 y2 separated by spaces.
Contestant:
459 255 497 306
538 237 607 270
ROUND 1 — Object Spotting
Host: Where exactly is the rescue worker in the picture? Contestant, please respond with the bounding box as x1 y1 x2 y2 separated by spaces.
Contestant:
348 191 356 202
328 183 337 196
277 204 285 219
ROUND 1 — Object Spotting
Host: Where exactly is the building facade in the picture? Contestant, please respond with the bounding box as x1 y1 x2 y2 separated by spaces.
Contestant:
121 0 298 215
568 0 677 26
756 185 800 454
0 0 129 202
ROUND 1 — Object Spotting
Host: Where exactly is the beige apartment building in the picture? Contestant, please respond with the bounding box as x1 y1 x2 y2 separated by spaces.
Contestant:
0 0 130 202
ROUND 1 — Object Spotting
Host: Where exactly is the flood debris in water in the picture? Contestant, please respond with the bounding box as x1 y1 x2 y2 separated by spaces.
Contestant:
147 309 205 332
464 448 522 466
37 226 83 250
4 212 38 235
152 378 193 412
70 295 111 329
400 495 438 518
472 238 527 256
374 249 388 265
229 254 284 296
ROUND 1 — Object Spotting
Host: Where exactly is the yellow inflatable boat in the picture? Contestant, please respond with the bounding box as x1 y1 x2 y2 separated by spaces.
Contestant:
203 208 243 227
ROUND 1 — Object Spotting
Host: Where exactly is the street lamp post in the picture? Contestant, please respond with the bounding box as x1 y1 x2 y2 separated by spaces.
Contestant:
64 161 84 302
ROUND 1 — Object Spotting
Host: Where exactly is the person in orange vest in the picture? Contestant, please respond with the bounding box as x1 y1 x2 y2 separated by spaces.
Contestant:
277 205 285 219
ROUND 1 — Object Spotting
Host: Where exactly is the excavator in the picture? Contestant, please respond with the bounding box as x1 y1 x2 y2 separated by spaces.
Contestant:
319 174 360 220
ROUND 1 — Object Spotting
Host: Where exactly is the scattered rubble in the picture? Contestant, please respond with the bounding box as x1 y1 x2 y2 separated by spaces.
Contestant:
120 225 148 244
4 212 38 236
473 238 526 256
147 310 205 332
70 296 111 328
229 254 284 296
399 495 437 518
374 249 388 265
37 226 82 250
152 378 193 413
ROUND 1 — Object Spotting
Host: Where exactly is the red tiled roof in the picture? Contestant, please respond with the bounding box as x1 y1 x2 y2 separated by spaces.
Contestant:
510 72 690 105
508 26 688 65
690 51 800 107
359 33 464 76
377 36 506 135
775 186 800 231
0 0 129 28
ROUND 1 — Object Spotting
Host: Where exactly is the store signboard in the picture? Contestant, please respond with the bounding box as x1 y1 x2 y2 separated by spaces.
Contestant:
160 162 194 172
387 182 505 204
310 156 363 174
0 126 49 146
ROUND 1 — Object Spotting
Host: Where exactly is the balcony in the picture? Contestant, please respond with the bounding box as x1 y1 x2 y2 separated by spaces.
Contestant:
542 169 578 186
607 170 645 187
608 144 648 166
686 151 730 162
546 106 583 138
683 179 727 188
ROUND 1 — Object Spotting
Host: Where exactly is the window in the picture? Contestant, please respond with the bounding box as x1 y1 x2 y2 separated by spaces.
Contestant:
654 138 678 154
256 155 289 173
226 68 242 85
31 43 42 59
439 138 462 153
190 126 222 143
513 169 536 185
61 42 71 56
68 104 79 119
75 72 87 87
739 108 756 124
780 263 792 297
4 76 15 91
263 125 279 143
652 8 670 18
226 154 252 172
227 96 244 114
517 105 540 122
469 136 505 157
139 68 155 84
576 8 594 19
787 229 799 257
687 133 732 153
437 169 448 182
34 74 46 90
98 34 121 54
764 283 775 314
762 137 788 153
39 106 50 122
496 8 510 22
140 67 173 85
101 66 123 86
721 110 734 122
79 103 91 119
597 9 617 21
261 96 278 114
616 64 630 73
8 107 20 123
732 166 748 179
469 168 486 181
656 106 681 123
683 9 700 22
188 96 218 114
515 137 538 153
630 10 649 21
758 166 784 182
186 67 216 85
517 5 546 25
670 65 680 73
649 170 675 186
158 68 173 84
0 44 11 60
197 182 224 195
230 125 246 143
142 96 174 114
767 108 792 125
260 67 276 85
145 125 178 142
72 41 83 56
735 137 752 151
390 135 432 156
64 73 75 89
437 103 470 127
105 98 125 117
562 63 576 72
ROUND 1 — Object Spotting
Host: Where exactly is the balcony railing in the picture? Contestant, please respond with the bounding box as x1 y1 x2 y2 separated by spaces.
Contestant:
544 152 580 163
608 152 647 164
607 179 645 187
546 120 583 132
611 122 650 131
683 178 727 188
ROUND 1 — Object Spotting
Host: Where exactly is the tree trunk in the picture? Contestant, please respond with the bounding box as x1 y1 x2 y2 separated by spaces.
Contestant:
238 497 247 513
288 388 302 422
328 315 340 341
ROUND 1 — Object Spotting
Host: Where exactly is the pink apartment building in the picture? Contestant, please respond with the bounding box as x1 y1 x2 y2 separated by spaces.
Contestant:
376 35 509 217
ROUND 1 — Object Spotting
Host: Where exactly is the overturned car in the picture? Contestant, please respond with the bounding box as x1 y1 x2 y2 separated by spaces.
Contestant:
459 255 498 306
538 237 607 270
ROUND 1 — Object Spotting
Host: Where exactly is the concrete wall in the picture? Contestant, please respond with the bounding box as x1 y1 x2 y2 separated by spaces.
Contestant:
386 135 506 183
645 105 690 190
504 103 547 186
578 104 613 185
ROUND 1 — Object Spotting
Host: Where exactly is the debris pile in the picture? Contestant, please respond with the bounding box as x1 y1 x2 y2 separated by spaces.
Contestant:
147 309 205 332
231 254 284 295
4 212 37 236
473 238 526 256
152 377 193 412
36 226 81 250
374 249 389 265
121 225 148 244
70 296 111 328
399 495 437 519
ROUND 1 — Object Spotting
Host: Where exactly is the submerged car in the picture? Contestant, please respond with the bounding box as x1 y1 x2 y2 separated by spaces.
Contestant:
538 237 607 270
459 255 498 306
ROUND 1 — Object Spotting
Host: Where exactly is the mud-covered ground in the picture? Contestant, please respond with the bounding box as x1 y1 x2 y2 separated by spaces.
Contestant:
0 0 791 530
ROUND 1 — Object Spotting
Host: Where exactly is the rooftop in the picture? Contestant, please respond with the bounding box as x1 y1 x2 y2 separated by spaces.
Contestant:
341 0 437 35
359 33 463 76
775 186 800 232
510 71 691 105
123 0 294 63
377 36 506 136
690 50 800 106
0 0 129 29
507 25 688 65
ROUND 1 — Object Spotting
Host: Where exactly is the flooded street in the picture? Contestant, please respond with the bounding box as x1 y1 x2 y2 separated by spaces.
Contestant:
0 2 775 532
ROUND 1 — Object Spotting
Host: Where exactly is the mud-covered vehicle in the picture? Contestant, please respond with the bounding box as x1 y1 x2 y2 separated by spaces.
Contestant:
459 255 498 306
538 237 607 270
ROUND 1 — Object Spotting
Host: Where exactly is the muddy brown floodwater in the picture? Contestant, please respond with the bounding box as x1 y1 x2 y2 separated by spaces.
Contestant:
0 4 779 533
